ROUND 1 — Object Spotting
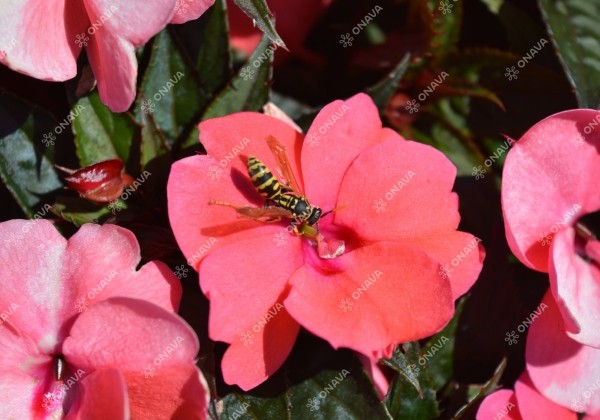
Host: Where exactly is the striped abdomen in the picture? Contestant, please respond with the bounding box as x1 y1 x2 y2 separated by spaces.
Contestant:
248 156 287 200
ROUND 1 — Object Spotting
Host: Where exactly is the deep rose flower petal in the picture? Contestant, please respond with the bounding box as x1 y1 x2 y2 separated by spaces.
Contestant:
285 242 454 358
477 389 520 420
0 371 40 418
0 0 88 80
221 308 300 390
68 368 130 419
526 292 600 415
549 228 600 347
199 234 303 342
301 94 388 211
502 109 600 272
168 112 302 270
336 139 460 241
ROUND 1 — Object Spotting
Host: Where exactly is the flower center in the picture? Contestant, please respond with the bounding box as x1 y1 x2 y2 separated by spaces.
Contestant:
33 354 84 416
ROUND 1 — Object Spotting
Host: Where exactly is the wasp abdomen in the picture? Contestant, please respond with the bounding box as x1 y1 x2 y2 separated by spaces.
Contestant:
248 156 285 199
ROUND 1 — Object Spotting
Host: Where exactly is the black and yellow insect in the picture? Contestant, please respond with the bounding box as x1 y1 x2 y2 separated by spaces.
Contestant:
209 135 332 233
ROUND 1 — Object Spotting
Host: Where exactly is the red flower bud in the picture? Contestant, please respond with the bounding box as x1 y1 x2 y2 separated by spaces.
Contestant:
62 159 133 203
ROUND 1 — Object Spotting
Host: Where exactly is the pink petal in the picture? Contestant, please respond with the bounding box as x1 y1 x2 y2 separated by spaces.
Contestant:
358 354 389 399
526 292 600 415
335 139 460 242
63 298 199 372
198 233 303 343
170 0 215 24
515 371 576 420
301 93 388 212
168 113 301 270
66 368 129 419
221 307 300 390
83 0 175 46
285 242 454 358
0 0 88 80
124 364 209 419
502 109 600 272
403 231 485 299
0 370 41 418
549 228 600 347
0 220 68 352
64 223 181 315
476 390 520 420
84 24 138 112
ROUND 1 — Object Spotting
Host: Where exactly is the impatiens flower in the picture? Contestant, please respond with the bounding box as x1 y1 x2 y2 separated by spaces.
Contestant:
502 109 600 347
168 93 484 390
477 370 576 420
525 292 600 417
0 220 208 418
0 0 214 112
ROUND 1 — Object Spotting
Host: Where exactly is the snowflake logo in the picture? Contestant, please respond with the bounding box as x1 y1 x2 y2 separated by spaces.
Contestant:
472 165 486 180
405 99 420 114
108 200 125 214
240 330 254 346
142 364 156 378
505 66 519 81
4 232 21 246
306 133 320 147
306 397 320 411
537 232 552 247
372 198 387 214
175 0 189 15
240 66 255 81
75 297 88 313
141 98 155 114
41 388 66 410
438 0 453 14
504 331 519 345
571 398 585 412
41 132 56 147
339 298 354 312
175 265 188 279
339 33 354 48
439 264 453 279
208 166 222 180
75 33 89 48
272 231 289 247
573 135 585 146
407 363 421 377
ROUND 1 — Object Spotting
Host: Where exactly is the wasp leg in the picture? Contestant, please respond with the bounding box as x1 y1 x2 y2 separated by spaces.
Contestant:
209 200 292 222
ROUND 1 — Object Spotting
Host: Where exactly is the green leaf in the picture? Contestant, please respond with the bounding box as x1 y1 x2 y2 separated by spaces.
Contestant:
73 92 137 167
217 338 389 420
0 91 62 217
381 342 423 397
367 53 411 110
233 0 287 49
139 111 169 168
539 0 600 108
200 35 273 120
384 342 440 419
428 0 463 63
52 196 114 226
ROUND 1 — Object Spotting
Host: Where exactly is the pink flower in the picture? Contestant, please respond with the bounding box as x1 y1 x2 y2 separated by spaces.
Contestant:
525 292 600 417
168 93 484 390
0 0 214 112
477 370 576 420
0 220 208 418
502 109 600 347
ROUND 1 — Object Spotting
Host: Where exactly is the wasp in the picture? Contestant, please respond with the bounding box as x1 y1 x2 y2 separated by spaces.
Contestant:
209 135 344 258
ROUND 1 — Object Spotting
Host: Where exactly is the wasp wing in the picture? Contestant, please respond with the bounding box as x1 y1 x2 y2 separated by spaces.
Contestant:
209 200 294 222
265 135 303 195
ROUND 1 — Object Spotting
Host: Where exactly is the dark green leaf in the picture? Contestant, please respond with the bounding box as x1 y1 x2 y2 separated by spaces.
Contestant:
52 196 114 226
139 111 169 168
381 342 423 397
73 92 137 167
0 91 62 217
200 35 273 120
233 0 287 49
429 0 463 63
539 0 600 108
367 53 411 111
